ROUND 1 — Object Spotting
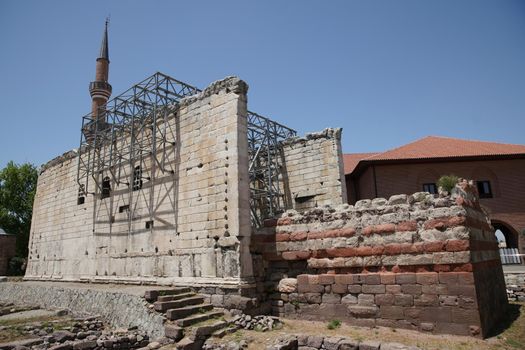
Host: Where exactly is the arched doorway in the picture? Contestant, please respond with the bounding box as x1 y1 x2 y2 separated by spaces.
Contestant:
493 221 522 265
493 223 519 249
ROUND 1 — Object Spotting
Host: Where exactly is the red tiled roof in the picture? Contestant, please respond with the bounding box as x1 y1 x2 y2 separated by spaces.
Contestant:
344 136 525 175
343 153 378 174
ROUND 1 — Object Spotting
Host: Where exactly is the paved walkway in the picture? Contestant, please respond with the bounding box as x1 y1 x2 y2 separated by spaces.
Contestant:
0 308 56 321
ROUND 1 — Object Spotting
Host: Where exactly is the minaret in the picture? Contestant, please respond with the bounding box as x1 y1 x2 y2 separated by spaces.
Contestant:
89 19 112 122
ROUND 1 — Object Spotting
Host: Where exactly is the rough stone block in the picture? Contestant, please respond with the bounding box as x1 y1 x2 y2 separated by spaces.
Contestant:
380 305 405 320
358 340 380 350
364 274 381 285
319 274 335 285
362 285 386 294
348 305 378 318
338 338 359 350
375 294 394 306
323 337 343 350
358 294 375 306
306 335 324 348
332 283 348 294
396 273 416 285
394 294 413 307
401 284 422 295
278 278 298 293
415 273 438 285
341 294 358 304
348 285 362 294
322 293 341 304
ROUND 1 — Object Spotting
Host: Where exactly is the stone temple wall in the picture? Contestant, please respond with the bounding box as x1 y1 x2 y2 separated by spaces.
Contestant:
25 76 347 301
251 180 508 337
26 77 253 289
281 128 347 211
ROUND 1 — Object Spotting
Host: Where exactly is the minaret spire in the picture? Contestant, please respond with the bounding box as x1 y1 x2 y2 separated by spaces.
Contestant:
89 18 112 121
99 18 109 62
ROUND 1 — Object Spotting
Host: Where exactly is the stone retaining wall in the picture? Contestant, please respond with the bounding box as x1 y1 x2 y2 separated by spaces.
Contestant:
252 180 508 337
0 282 165 338
505 272 525 301
266 334 419 350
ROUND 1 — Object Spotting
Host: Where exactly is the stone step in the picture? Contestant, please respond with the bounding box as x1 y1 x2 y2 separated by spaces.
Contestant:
193 320 229 338
157 292 195 302
154 296 205 312
166 303 214 320
175 337 200 350
144 287 192 302
164 324 184 341
175 311 224 327
212 325 238 338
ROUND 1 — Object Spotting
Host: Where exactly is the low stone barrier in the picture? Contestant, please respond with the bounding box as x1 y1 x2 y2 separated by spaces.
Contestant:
252 180 508 337
266 334 420 350
0 282 165 338
505 272 525 301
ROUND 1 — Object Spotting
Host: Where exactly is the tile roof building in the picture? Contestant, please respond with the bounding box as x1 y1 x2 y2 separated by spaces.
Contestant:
344 136 525 264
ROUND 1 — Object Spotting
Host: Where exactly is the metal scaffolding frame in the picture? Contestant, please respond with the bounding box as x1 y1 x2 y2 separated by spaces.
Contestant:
247 112 296 226
77 72 296 227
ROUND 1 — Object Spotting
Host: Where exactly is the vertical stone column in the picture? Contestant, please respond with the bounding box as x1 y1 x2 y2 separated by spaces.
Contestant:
217 78 253 280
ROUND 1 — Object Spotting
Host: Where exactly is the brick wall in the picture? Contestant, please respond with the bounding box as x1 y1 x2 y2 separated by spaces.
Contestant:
0 235 16 275
348 158 525 257
252 180 507 337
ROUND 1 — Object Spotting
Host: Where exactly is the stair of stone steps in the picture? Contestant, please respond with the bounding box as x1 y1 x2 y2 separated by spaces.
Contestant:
211 325 239 338
154 295 205 312
175 336 200 350
175 310 224 327
166 303 214 320
144 287 192 302
174 320 230 349
157 292 196 302
191 320 229 338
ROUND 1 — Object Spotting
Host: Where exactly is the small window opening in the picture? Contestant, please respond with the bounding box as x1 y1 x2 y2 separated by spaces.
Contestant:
119 204 130 213
133 166 143 191
476 180 493 198
422 183 438 194
77 184 85 205
145 220 154 229
101 176 111 199
295 195 316 204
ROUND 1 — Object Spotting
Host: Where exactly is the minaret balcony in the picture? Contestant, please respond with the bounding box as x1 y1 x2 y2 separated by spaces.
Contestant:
89 81 112 94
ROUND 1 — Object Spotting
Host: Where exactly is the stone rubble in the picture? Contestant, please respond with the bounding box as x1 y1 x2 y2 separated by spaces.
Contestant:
266 334 422 350
0 307 161 350
506 285 525 302
231 314 283 332
505 273 525 302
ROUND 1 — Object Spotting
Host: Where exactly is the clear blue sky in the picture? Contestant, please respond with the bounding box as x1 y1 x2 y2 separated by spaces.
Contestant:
1 0 524 168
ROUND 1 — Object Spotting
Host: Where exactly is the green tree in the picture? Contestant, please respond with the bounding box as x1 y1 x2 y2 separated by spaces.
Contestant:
0 161 38 258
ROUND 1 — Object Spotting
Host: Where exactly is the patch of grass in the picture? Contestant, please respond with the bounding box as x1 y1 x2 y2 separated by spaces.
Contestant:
0 325 27 343
505 338 523 348
231 330 243 342
272 322 283 330
290 300 300 310
327 319 341 330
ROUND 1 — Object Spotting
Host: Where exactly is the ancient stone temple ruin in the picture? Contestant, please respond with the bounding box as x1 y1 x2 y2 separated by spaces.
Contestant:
24 23 508 338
